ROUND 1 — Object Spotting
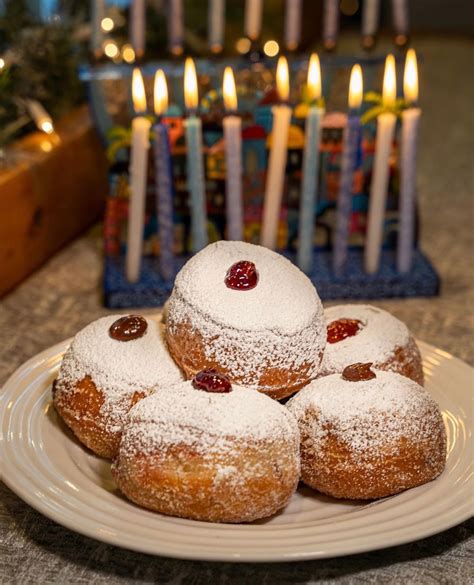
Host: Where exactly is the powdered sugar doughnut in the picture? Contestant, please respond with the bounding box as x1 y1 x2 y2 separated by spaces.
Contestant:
165 241 326 400
112 372 300 523
287 365 446 500
53 315 183 458
320 304 424 385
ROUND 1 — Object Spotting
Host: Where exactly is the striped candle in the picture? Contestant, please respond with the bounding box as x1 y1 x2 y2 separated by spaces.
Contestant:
153 70 175 280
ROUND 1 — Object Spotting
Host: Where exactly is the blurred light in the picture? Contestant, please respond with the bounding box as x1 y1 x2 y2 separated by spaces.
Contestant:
122 44 136 63
235 38 251 54
104 41 119 59
101 17 114 32
40 140 53 152
263 40 279 58
340 0 359 16
0 58 5 70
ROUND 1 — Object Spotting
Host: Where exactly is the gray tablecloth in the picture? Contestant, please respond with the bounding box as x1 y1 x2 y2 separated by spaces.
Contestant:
1 36 473 583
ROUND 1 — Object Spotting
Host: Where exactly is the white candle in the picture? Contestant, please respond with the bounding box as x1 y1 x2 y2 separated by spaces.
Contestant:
169 0 184 55
333 64 363 276
184 58 208 252
261 56 291 250
25 99 54 135
365 55 397 274
285 0 302 51
130 0 146 58
208 0 225 53
223 67 243 241
391 0 409 45
245 0 263 41
297 53 324 273
322 0 339 51
397 49 421 273
90 0 105 56
361 0 380 47
126 69 151 282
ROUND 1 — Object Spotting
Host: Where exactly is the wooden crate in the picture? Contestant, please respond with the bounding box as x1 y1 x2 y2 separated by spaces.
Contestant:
0 106 108 297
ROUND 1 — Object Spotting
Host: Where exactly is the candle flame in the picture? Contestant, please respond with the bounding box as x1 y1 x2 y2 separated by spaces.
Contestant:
404 48 418 104
307 53 322 102
154 69 168 116
40 120 54 134
184 57 199 111
276 56 290 102
132 68 147 114
223 67 238 112
382 54 397 108
348 64 363 110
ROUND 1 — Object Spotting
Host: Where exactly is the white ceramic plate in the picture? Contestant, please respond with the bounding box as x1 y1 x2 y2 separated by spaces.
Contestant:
1 339 472 562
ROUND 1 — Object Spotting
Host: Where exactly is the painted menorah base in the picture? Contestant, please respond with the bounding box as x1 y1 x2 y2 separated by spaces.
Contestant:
103 247 440 309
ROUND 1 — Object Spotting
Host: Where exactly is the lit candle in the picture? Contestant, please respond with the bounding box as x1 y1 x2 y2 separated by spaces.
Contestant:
208 0 225 53
244 0 263 41
153 70 175 280
90 0 105 57
397 49 420 273
26 99 54 134
297 53 324 274
365 54 397 274
391 0 409 46
361 0 380 49
261 56 292 250
168 0 184 55
333 64 363 276
223 67 243 241
322 0 339 51
126 69 151 282
130 0 146 59
285 0 302 51
184 58 208 253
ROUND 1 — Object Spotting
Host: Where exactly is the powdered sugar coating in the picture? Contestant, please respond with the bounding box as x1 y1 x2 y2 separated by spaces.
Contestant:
124 381 299 447
320 305 410 375
171 241 321 333
287 370 444 456
55 315 183 432
166 241 326 393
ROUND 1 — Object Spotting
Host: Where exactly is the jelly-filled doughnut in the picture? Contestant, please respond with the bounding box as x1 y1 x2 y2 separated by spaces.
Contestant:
165 241 326 399
321 304 424 385
53 315 183 458
112 371 300 522
287 364 446 500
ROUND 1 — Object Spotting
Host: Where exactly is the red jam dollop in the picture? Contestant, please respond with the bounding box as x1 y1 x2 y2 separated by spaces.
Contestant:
327 318 362 344
224 260 258 290
342 362 376 382
109 315 148 341
192 369 232 393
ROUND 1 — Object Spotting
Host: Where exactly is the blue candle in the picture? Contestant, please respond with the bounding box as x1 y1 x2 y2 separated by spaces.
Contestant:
297 53 324 274
153 70 175 280
184 58 208 253
333 64 363 276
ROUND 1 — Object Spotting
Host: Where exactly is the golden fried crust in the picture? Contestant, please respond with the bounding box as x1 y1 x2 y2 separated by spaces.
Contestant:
383 337 425 386
52 377 145 459
112 441 300 523
299 412 446 500
166 320 321 400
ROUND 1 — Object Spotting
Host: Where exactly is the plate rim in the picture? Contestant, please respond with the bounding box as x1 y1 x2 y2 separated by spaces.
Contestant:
1 338 473 563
